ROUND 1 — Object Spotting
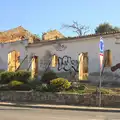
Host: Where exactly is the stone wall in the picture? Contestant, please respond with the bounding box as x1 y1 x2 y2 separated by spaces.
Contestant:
0 91 120 107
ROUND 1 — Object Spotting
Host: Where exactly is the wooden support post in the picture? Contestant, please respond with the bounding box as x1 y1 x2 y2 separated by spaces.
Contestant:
78 53 84 80
51 55 58 67
104 50 112 67
8 52 12 72
31 56 38 78
78 52 88 80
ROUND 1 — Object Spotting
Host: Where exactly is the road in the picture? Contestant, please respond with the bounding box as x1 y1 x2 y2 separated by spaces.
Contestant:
0 106 120 120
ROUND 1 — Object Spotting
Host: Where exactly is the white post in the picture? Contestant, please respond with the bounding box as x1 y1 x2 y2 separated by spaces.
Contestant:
99 70 102 107
99 36 104 107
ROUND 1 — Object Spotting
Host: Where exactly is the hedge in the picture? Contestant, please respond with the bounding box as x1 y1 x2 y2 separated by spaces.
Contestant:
41 71 58 84
0 70 31 84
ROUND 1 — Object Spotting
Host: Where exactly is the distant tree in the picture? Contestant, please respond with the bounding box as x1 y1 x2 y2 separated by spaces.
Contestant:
34 34 41 39
113 27 120 31
61 21 89 36
95 23 120 34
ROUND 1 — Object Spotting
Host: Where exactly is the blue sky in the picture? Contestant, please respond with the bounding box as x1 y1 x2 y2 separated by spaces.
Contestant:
1 0 120 37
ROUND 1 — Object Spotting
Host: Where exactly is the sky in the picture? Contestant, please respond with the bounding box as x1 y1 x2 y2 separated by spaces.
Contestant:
1 0 120 37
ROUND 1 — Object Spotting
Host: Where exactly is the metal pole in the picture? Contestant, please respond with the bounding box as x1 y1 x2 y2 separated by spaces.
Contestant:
99 69 102 107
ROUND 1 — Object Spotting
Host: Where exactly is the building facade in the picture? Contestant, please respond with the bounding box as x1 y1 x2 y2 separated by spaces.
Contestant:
1 27 120 81
27 31 120 80
0 26 40 71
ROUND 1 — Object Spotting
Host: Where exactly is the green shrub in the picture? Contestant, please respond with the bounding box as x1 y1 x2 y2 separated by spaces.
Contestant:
0 70 31 84
47 84 57 92
41 71 58 84
0 84 32 91
0 69 5 73
91 88 114 94
0 80 32 91
15 70 31 83
35 83 56 92
28 78 42 89
36 84 48 92
50 78 71 92
9 80 24 86
0 71 15 84
100 88 114 94
10 84 32 91
78 84 87 90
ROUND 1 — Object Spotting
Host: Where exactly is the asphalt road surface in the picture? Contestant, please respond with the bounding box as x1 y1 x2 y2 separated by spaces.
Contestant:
0 106 120 120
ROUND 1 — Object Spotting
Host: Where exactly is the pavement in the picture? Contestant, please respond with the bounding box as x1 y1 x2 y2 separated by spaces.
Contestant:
0 102 120 113
0 106 120 120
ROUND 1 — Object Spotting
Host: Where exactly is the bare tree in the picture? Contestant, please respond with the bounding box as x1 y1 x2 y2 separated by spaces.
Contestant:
62 21 89 36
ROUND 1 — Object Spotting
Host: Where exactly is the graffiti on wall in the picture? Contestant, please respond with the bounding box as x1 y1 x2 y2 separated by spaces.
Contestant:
38 48 79 81
53 43 67 51
39 53 79 72
58 56 79 72
52 43 78 72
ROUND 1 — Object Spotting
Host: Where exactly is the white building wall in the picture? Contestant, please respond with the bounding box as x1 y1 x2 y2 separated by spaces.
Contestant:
27 34 120 76
0 41 28 70
0 33 120 80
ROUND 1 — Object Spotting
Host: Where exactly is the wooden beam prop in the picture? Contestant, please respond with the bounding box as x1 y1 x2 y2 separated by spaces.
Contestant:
104 50 112 67
51 55 58 67
31 55 38 78
78 52 88 80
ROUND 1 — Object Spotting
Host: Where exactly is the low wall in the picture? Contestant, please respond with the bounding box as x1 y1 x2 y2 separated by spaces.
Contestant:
0 91 120 107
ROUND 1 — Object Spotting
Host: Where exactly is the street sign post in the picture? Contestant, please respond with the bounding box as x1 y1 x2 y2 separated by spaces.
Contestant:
99 37 104 53
99 37 104 107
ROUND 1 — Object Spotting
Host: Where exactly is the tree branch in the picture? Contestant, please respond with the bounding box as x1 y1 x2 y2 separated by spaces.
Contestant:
62 21 89 36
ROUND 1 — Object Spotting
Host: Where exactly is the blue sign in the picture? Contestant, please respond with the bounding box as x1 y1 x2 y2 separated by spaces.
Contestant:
99 37 104 53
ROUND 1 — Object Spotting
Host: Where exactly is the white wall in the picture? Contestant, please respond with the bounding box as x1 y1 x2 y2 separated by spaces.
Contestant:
27 34 120 75
0 41 28 70
1 34 120 77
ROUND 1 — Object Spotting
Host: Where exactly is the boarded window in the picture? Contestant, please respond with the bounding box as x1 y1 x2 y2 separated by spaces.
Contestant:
104 50 112 67
8 50 20 72
51 55 58 67
78 52 88 80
